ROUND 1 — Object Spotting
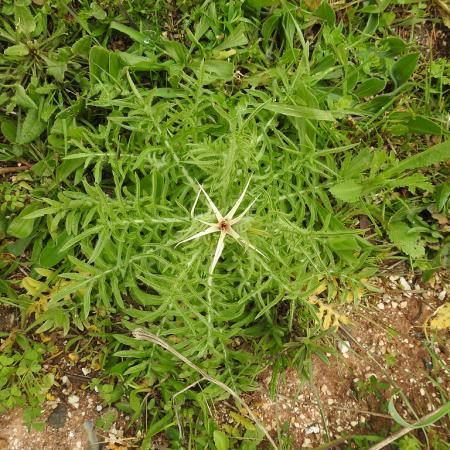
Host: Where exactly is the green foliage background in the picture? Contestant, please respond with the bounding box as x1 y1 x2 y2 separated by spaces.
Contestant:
0 0 449 447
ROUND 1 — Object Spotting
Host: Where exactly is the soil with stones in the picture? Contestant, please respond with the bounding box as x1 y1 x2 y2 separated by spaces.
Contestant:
1 270 448 449
225 270 449 448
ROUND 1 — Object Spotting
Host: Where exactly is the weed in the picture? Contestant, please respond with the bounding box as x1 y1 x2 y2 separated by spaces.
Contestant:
0 0 448 447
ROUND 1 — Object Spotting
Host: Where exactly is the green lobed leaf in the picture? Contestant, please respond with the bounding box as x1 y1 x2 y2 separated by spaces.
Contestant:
329 180 363 203
391 53 420 88
213 430 229 450
387 221 425 259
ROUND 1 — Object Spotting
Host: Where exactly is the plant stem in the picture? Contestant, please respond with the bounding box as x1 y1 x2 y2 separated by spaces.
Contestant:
0 165 30 175
132 328 279 450
368 403 450 450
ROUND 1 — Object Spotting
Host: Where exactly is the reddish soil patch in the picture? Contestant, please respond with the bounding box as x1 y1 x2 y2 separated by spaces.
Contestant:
0 392 133 450
0 272 448 449
0 393 100 450
217 272 450 448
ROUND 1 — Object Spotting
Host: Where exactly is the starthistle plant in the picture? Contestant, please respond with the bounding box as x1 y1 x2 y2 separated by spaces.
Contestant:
177 177 265 275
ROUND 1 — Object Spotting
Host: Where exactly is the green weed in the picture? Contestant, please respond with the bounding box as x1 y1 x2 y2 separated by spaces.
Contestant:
0 0 449 447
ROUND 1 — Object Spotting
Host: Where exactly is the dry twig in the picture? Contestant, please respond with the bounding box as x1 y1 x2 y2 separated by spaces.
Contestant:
132 328 278 450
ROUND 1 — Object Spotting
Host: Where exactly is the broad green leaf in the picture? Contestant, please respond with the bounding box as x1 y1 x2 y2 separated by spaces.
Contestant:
13 85 37 110
89 46 110 84
215 24 248 51
7 203 41 239
213 430 229 450
391 53 420 88
354 78 386 97
330 180 363 203
385 140 450 177
1 118 17 142
263 102 335 121
163 40 188 64
71 36 92 57
39 232 71 268
407 116 443 135
17 109 46 144
15 5 36 35
189 60 235 82
385 174 433 193
380 37 407 56
316 1 336 27
360 0 391 13
56 158 85 182
387 221 425 259
435 182 450 212
144 414 174 439
246 0 279 8
4 43 29 57
110 22 149 44
117 51 167 71
360 94 392 113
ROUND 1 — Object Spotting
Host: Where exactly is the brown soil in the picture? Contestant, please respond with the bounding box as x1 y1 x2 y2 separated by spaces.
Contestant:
0 393 100 450
0 274 449 449
230 271 450 448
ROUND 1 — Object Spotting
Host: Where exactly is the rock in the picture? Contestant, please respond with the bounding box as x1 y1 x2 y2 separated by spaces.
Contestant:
47 403 68 429
68 394 80 409
399 277 411 291
305 425 320 434
377 302 385 310
338 341 351 354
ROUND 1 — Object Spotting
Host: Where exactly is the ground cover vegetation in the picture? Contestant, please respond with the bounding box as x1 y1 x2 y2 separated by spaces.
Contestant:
0 0 449 448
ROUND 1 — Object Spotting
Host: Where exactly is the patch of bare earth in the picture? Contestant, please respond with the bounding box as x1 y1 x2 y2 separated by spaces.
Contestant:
218 271 449 448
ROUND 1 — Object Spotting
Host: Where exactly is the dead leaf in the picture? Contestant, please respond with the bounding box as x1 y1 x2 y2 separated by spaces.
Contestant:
434 0 450 29
430 302 450 330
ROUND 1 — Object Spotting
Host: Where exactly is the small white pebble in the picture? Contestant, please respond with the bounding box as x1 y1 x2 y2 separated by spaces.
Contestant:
305 425 320 435
391 302 398 309
400 301 408 308
81 367 91 376
438 290 446 301
68 395 80 409
377 302 385 310
96 404 103 411
338 341 351 354
399 277 411 290
68 431 75 438
350 420 358 427
360 416 366 423
327 398 334 405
